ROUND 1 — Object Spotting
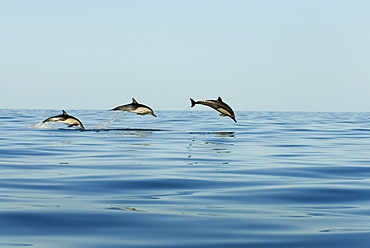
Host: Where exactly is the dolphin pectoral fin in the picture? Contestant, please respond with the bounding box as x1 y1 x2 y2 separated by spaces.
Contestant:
190 98 196 107
219 113 227 117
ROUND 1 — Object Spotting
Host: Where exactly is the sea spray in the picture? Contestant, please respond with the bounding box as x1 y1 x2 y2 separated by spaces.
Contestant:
29 122 57 129
95 112 123 129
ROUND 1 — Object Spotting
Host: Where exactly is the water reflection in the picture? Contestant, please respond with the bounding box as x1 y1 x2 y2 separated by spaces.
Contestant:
107 205 147 213
188 132 235 152
187 131 236 165
189 131 235 138
111 130 154 138
214 131 235 137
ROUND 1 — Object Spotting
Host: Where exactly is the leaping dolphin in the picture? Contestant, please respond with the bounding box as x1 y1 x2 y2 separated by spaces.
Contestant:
190 97 237 122
43 110 85 129
111 98 157 117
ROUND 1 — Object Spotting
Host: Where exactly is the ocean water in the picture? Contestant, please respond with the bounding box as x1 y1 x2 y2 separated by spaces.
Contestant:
1 109 370 248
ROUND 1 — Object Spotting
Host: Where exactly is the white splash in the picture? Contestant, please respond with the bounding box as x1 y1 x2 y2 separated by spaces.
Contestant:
29 122 57 129
95 112 123 129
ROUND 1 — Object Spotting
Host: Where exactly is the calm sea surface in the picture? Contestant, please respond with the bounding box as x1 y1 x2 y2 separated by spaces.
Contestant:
1 109 370 248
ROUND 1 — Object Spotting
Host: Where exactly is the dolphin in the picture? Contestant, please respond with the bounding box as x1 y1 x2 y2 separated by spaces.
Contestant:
43 110 85 129
190 97 237 122
111 98 157 117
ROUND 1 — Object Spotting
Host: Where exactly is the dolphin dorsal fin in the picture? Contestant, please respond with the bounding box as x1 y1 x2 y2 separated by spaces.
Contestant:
217 97 223 102
132 98 138 104
62 110 68 115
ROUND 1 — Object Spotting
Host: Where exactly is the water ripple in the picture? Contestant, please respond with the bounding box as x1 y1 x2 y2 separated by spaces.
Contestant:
1 110 370 247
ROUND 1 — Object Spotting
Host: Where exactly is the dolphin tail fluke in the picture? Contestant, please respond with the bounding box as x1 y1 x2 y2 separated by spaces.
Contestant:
190 98 196 107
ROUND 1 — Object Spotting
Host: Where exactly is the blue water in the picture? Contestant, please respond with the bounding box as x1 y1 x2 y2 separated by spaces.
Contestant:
1 109 370 247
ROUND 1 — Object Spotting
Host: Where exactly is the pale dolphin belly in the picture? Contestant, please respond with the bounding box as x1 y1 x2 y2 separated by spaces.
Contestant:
132 107 152 114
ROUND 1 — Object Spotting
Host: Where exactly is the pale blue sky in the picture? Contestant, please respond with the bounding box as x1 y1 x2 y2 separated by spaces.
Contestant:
1 0 369 111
